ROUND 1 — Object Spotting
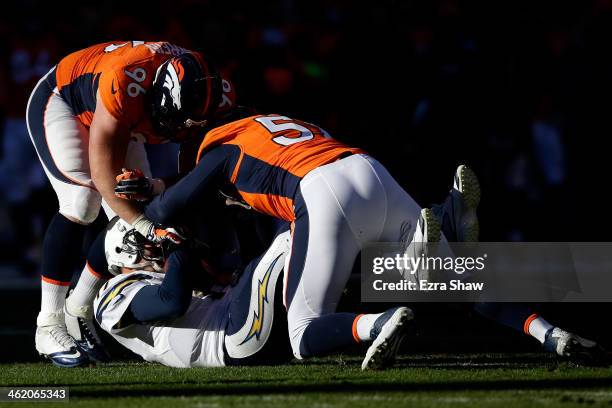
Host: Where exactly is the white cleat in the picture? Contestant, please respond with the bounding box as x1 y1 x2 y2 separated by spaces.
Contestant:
362 307 413 370
35 312 89 368
543 327 604 363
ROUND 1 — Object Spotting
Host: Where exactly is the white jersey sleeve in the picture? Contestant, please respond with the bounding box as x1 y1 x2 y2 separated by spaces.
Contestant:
94 271 231 368
94 271 161 334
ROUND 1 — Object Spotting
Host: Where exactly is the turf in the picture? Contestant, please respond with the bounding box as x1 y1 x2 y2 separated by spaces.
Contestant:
1 354 611 407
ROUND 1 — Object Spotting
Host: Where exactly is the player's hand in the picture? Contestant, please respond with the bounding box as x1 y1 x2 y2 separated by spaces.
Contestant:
115 168 153 201
151 226 185 245
115 168 165 201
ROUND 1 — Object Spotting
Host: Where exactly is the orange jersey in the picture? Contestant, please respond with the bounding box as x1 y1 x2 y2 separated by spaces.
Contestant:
197 114 364 221
55 41 224 143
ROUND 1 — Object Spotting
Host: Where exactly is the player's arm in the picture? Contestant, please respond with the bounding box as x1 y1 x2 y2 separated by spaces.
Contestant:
90 92 182 243
89 91 143 224
128 249 195 322
144 144 240 225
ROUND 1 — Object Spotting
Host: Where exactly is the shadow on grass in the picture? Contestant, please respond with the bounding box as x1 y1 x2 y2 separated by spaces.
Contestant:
68 377 612 399
293 353 611 369
402 352 612 370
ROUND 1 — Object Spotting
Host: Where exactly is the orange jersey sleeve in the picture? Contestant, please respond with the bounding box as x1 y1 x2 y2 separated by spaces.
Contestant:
98 69 125 120
197 114 365 220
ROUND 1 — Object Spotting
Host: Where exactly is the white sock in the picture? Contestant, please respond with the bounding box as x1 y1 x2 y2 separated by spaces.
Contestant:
40 278 70 316
68 263 106 312
524 314 553 343
353 313 383 342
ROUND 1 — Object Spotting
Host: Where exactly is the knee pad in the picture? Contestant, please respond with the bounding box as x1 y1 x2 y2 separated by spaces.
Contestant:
59 186 101 225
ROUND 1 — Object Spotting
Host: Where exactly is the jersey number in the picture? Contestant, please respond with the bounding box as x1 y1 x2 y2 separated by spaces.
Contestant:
104 42 147 97
255 116 314 146
124 68 147 97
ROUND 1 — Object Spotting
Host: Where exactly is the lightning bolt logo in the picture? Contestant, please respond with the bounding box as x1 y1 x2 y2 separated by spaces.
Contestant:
240 254 282 345
95 274 149 324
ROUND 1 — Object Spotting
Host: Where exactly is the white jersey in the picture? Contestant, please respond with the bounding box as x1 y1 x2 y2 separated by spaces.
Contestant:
93 271 231 368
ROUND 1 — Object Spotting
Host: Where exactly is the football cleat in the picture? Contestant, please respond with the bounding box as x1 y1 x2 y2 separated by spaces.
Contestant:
65 298 110 363
432 164 481 242
543 327 604 362
35 312 89 368
415 207 441 243
361 306 413 370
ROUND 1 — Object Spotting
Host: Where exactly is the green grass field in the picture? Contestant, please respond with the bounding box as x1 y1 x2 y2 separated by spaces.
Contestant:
1 354 611 407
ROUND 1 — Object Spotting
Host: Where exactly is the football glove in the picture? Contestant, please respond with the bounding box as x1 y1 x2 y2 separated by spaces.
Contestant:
151 226 185 245
115 168 165 201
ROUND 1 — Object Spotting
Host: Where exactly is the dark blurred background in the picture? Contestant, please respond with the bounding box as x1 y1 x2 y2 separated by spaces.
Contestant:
1 0 611 362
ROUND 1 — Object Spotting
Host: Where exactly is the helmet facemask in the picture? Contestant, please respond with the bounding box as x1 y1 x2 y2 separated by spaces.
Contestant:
105 218 166 275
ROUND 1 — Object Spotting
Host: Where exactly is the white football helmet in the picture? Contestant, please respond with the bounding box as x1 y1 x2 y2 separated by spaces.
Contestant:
105 217 165 275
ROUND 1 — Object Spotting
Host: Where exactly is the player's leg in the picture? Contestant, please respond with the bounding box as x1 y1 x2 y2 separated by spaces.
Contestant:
224 229 294 365
357 155 451 369
474 303 603 361
285 155 418 364
27 68 100 367
435 166 603 361
64 228 111 362
284 185 361 359
64 139 153 362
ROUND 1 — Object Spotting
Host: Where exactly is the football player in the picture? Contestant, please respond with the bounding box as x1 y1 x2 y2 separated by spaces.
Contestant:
94 217 291 367
26 40 235 367
132 123 603 367
133 113 445 369
95 216 421 368
113 161 603 367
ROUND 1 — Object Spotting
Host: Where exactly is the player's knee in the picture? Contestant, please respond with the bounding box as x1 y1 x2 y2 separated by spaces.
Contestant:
288 320 310 359
59 188 101 225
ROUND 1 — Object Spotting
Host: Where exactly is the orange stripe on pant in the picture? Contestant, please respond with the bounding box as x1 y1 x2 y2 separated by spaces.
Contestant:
86 261 105 279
